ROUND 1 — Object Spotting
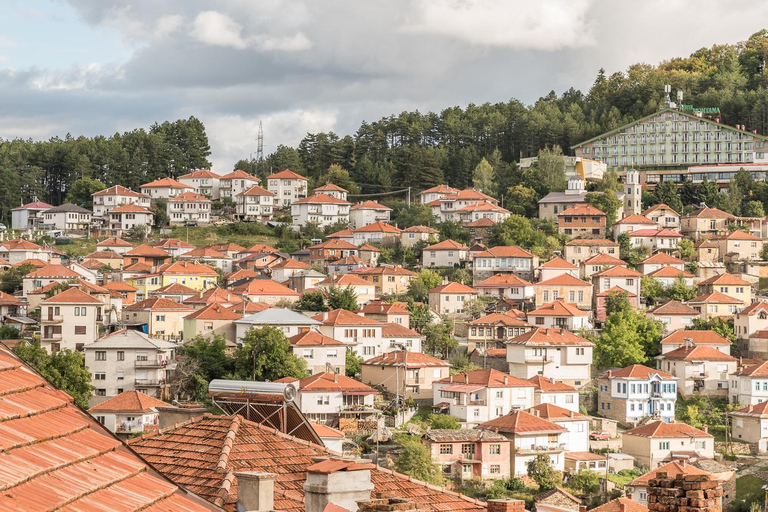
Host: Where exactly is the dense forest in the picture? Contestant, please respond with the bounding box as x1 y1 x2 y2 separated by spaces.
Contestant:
5 31 768 221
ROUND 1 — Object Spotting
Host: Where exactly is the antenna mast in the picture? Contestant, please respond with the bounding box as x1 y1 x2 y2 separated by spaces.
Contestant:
256 121 264 174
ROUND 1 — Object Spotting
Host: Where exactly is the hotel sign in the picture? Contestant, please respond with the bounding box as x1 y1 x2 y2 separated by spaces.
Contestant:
680 104 720 114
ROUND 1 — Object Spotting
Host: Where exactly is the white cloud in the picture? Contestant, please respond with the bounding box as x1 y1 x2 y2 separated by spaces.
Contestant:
191 10 312 52
155 15 184 39
204 108 338 172
404 0 596 50
29 63 122 91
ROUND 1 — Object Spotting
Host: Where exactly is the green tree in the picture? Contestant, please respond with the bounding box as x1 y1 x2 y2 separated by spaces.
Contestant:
594 300 663 368
652 181 683 215
346 348 363 378
505 185 539 217
666 276 697 302
567 469 600 495
677 239 696 260
423 318 458 359
699 177 719 207
234 327 308 381
323 164 360 194
153 198 169 227
13 341 93 408
534 145 567 194
762 244 768 261
327 285 358 311
407 269 443 303
296 290 329 312
688 317 736 344
448 268 473 286
428 413 460 429
526 453 561 491
593 170 623 193
472 157 496 197
177 335 233 381
406 299 434 333
0 262 33 294
584 191 621 228
641 276 665 305
438 220 471 246
394 436 442 485
488 215 560 257
0 325 21 339
743 200 765 218
64 177 107 208
448 351 480 375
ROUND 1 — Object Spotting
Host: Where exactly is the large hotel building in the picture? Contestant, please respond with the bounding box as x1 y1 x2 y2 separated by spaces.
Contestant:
571 107 768 188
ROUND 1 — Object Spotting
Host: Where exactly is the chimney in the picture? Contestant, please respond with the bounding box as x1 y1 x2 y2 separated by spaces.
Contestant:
503 375 508 384
234 471 276 512
618 502 626 512
647 471 722 512
487 499 526 512
464 373 469 384
304 459 374 512
702 424 708 434
334 373 338 383
579 507 587 512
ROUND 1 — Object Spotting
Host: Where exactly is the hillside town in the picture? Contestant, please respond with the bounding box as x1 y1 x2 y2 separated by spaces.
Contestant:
2 96 768 512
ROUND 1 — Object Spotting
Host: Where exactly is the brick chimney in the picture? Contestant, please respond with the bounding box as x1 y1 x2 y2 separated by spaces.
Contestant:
357 497 424 512
234 471 276 512
647 471 723 512
304 459 374 512
487 499 526 512
702 424 708 434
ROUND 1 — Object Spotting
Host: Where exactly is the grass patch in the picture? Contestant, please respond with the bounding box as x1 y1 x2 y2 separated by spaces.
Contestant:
167 224 278 249
760 277 768 291
607 469 643 488
736 475 765 500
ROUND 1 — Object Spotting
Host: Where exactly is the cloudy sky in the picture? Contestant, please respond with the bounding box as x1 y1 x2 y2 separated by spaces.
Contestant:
1 0 767 172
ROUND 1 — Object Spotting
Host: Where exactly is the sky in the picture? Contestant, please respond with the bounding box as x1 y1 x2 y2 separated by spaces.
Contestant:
1 0 768 173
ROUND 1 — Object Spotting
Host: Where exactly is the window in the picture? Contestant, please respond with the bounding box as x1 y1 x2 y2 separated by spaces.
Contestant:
116 370 124 380
74 326 86 335
156 314 165 322
440 444 453 454
117 351 124 361
95 351 106 361
660 442 670 450
490 465 501 474
94 372 106 380
461 443 476 457
96 416 105 425
489 444 501 455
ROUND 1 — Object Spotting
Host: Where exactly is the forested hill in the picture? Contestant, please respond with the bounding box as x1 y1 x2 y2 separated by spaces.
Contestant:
4 30 768 221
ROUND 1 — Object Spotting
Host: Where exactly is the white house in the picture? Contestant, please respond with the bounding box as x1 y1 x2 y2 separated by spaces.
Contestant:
313 308 384 358
88 390 168 435
528 375 580 412
349 200 391 228
313 183 349 201
41 203 92 233
282 372 377 425
234 308 322 343
40 287 104 353
107 204 154 237
432 368 534 427
627 228 684 254
526 403 590 453
728 360 768 406
423 239 469 268
267 169 309 206
11 199 53 231
139 177 192 199
178 169 220 199
91 185 151 218
167 191 211 226
474 273 534 302
526 300 591 331
643 204 681 230
428 282 478 316
236 185 275 221
219 169 261 200
597 364 677 425
638 252 686 275
291 193 351 228
506 328 593 388
288 330 346 375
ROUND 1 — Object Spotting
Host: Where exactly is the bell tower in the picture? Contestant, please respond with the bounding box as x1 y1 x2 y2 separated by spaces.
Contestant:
626 169 642 216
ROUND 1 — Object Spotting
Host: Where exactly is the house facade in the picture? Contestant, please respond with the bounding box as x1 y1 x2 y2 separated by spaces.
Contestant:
597 364 678 425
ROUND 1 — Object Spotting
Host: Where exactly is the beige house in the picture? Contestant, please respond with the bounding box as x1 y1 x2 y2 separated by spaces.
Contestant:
474 273 533 303
730 402 768 448
688 292 744 319
422 239 469 268
658 345 737 398
428 282 478 316
647 300 699 333
637 252 685 275
289 330 346 375
400 225 438 248
182 303 241 345
467 312 533 350
697 273 751 305
660 329 731 355
612 214 659 238
734 301 768 341
642 204 681 230
506 328 593 388
528 375 580 412
349 200 391 229
359 301 411 328
316 274 377 304
695 240 720 263
41 287 105 353
527 300 591 331
236 185 275 221
533 274 592 309
728 361 768 406
681 206 734 241
361 350 449 402
266 169 309 206
622 420 714 468
122 297 194 340
83 329 176 402
580 252 627 281
709 231 763 261
592 265 643 297
563 239 619 267
23 263 83 298
537 257 578 282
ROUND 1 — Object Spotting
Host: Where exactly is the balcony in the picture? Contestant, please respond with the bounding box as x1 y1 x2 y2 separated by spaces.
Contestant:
134 360 168 369
42 333 62 341
116 419 148 433
516 443 566 455
524 356 554 364
44 316 64 324
135 379 165 387
468 400 486 406
692 372 708 379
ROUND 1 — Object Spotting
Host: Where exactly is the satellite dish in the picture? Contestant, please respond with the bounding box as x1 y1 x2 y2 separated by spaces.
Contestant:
283 383 297 402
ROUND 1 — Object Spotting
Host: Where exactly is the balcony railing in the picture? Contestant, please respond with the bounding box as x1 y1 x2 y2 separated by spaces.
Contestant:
524 356 553 363
116 419 147 433
42 333 62 341
135 379 165 387
692 372 708 378
468 400 486 406
516 443 566 455
44 316 64 324
134 360 169 368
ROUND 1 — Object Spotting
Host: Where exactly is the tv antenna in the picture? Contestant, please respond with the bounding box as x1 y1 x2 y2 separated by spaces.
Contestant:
256 121 264 174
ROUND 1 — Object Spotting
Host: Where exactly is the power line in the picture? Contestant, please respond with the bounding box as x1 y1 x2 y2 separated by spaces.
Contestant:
347 188 409 198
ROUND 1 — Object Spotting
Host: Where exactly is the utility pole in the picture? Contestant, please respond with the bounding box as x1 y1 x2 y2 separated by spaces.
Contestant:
406 187 411 208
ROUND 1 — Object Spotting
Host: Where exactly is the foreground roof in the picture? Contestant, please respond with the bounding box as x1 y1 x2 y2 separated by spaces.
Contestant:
508 328 593 347
363 350 449 368
128 415 485 512
628 461 711 486
0 343 216 511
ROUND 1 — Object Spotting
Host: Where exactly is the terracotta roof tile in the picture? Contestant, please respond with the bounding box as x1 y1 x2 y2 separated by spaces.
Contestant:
93 185 150 198
183 288 243 306
25 264 81 279
353 221 401 233
220 169 259 181
294 193 350 205
98 237 134 247
648 300 699 316
596 285 638 297
526 403 586 421
180 247 229 259
528 375 577 392
141 177 193 189
237 184 274 197
267 169 308 180
124 244 171 258
289 331 345 347
169 191 211 202
436 368 532 388
661 344 737 361
313 309 383 326
688 291 743 304
475 273 532 287
560 204 606 216
179 169 219 179
159 260 219 276
685 207 735 219
628 461 711 486
593 265 643 277
614 214 657 225
402 225 439 234
477 410 567 434
473 246 535 258
698 273 751 286
231 279 300 297
111 204 153 213
465 217 497 227
627 228 684 238
508 328 592 347
641 252 685 265
565 238 618 247
603 364 675 380
589 498 648 512
732 401 768 416
42 287 104 304
469 311 533 326
643 204 680 217
125 297 194 311
424 239 469 251
539 257 578 269
363 350 449 368
90 390 169 413
528 300 589 317
535 274 592 287
660 330 730 346
185 303 243 321
429 282 477 294
317 274 372 287
647 266 695 278
626 420 712 438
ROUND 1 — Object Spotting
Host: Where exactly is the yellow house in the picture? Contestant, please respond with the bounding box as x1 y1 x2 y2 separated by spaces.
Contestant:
697 273 751 306
709 231 764 261
122 297 194 341
533 274 593 309
126 260 219 296
688 291 743 319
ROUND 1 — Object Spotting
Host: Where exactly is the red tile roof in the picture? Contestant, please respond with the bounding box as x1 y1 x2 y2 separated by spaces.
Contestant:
565 239 618 247
93 185 150 198
180 247 229 259
661 344 737 361
429 282 477 294
310 239 358 251
90 390 169 413
603 364 674 380
289 331 345 347
111 203 153 213
267 169 308 180
185 303 243 321
732 401 768 416
241 243 279 254
299 372 376 393
539 257 578 269
596 285 638 298
0 344 215 511
124 244 171 258
169 191 211 202
128 415 485 512
317 274 372 287
660 330 731 346
648 300 699 316
436 368 532 388
473 246 535 258
359 301 410 315
309 422 345 439
528 375 577 392
589 498 648 512
535 274 592 287
477 410 567 434
508 328 593 347
647 266 695 278
475 273 532 287
643 204 680 217
710 230 762 240
528 300 589 317
2 238 44 251
688 291 743 304
313 309 383 326
363 350 449 368
469 311 533 326
559 204 606 216
738 301 768 316
179 169 219 179
353 266 415 276
593 265 643 278
124 297 194 311
465 217 497 227
353 221 401 233
98 237 133 247
698 273 751 286
526 403 586 421
402 225 439 233
159 260 219 276
183 288 243 306
641 252 685 265
425 239 469 251
294 193 350 205
141 177 193 189
381 322 422 338
42 286 104 304
614 214 657 225
232 279 300 297
627 228 683 238
153 282 199 295
685 206 734 219
25 263 81 279
12 200 53 210
628 461 711 486
315 182 349 193
626 420 712 438
220 169 259 181
420 184 459 195
237 184 274 196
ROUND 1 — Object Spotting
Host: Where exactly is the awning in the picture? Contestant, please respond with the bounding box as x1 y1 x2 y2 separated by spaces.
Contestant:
440 383 484 393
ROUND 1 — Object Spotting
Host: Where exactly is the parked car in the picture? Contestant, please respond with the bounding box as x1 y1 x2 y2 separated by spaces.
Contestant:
590 431 612 440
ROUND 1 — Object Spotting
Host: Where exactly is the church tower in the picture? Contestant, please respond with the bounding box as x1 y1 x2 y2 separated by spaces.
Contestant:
626 169 642 216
